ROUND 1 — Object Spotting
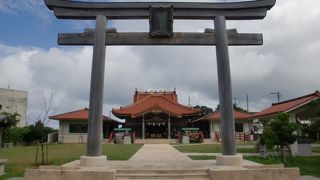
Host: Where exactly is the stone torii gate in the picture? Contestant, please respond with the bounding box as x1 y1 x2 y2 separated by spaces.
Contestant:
45 0 275 167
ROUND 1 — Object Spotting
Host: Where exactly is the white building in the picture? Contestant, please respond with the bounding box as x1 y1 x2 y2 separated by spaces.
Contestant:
50 108 120 143
0 88 28 127
251 90 320 156
193 111 253 141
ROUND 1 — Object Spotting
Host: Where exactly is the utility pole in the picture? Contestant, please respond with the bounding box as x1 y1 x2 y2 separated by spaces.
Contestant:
233 97 239 106
246 94 249 112
270 91 281 103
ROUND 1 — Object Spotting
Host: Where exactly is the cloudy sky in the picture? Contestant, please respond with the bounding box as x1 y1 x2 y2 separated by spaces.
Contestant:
0 0 319 127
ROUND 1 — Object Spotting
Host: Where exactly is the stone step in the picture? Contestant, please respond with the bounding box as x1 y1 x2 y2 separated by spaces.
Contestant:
117 169 209 175
116 173 209 180
134 139 178 144
116 169 210 180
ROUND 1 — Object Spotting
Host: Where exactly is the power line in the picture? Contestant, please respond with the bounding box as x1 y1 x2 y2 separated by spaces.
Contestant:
232 97 240 106
270 91 281 103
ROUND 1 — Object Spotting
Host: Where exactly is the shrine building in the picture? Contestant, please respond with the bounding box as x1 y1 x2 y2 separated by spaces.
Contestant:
112 90 200 139
193 111 253 140
50 108 120 143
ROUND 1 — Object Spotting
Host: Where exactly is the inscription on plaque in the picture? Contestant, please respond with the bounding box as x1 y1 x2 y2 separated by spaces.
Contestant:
149 6 173 37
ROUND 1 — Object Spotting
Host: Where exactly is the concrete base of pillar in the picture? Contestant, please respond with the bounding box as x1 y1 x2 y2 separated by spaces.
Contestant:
0 159 7 175
80 155 107 167
216 154 243 166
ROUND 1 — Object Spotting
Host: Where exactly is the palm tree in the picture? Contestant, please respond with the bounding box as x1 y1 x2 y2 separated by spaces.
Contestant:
0 112 20 147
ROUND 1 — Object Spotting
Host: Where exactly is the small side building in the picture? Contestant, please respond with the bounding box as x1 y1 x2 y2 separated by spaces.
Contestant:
50 108 120 143
251 90 320 135
251 90 320 155
0 88 28 127
193 111 253 140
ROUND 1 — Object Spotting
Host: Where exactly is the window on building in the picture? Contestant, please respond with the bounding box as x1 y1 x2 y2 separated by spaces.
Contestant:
0 104 2 110
235 123 243 132
69 124 88 133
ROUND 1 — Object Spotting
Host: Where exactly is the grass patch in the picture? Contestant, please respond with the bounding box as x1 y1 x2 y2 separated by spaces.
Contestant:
0 143 142 179
237 148 255 153
236 141 256 145
102 144 143 160
312 146 320 153
244 156 320 177
188 155 216 160
244 156 283 165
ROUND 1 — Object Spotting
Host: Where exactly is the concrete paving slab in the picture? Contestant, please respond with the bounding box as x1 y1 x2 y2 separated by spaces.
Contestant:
300 176 320 180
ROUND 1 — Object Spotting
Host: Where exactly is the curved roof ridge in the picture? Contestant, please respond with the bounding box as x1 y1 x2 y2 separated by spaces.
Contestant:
154 95 200 112
112 93 200 117
117 94 153 110
132 104 180 117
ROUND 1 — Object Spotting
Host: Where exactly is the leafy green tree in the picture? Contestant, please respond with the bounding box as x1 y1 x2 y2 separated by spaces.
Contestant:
194 105 214 116
214 104 248 113
303 117 320 141
2 127 30 145
302 98 320 141
0 112 20 147
260 113 297 163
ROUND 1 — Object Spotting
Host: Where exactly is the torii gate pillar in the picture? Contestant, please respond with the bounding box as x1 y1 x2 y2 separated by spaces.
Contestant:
215 15 242 165
80 15 107 167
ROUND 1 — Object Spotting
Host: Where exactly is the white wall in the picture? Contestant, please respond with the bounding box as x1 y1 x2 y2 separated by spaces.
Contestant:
210 120 252 139
58 121 88 143
0 88 28 127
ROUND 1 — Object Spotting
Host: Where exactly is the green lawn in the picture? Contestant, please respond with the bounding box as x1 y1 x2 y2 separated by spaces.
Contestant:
312 146 320 153
244 156 320 178
188 155 216 160
0 144 142 180
173 144 255 153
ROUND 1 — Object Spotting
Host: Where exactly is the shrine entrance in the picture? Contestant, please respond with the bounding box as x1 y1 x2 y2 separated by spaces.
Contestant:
146 122 167 139
45 0 276 167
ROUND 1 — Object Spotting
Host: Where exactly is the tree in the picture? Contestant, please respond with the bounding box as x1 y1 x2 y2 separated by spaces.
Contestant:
0 112 20 147
214 104 248 113
302 98 320 141
303 117 320 141
193 105 214 116
260 113 297 163
31 92 58 165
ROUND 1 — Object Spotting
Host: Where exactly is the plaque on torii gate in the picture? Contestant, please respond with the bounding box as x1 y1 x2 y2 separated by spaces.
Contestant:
45 0 275 167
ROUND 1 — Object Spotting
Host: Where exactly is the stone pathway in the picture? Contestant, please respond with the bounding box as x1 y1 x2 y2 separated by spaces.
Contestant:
300 176 320 180
84 144 261 170
129 144 191 163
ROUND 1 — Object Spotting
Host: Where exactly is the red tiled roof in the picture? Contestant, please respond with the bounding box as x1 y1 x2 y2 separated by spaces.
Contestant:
193 111 252 123
49 108 116 122
134 90 177 103
251 91 320 119
112 91 200 118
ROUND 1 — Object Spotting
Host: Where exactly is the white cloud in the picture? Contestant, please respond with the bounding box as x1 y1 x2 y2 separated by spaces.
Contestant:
0 0 51 22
